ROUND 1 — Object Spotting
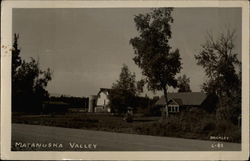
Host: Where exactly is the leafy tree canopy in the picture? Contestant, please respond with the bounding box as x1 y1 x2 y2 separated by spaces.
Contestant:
12 34 21 77
130 8 182 92
195 30 241 98
12 34 52 113
177 74 192 92
112 64 137 95
109 64 143 114
130 8 182 117
195 29 241 123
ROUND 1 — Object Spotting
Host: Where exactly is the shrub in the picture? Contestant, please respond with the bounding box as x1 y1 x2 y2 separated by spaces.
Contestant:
216 120 235 134
229 128 241 142
201 120 216 133
216 96 241 125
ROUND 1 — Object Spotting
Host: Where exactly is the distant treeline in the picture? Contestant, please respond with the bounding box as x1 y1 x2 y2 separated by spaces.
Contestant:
119 96 159 115
49 95 89 108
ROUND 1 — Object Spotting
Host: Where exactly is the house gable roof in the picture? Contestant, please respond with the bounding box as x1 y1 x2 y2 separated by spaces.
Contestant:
155 92 207 106
170 98 183 106
97 88 111 96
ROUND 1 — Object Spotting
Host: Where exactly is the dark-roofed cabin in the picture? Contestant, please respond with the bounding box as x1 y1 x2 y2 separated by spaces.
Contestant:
155 92 210 114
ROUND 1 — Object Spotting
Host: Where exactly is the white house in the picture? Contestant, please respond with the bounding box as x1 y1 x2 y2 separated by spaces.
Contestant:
95 88 111 113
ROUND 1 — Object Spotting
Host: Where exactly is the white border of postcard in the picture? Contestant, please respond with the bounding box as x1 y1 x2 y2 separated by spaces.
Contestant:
1 0 249 160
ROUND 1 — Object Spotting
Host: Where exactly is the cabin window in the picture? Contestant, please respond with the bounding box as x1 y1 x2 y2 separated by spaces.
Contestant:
169 106 174 112
168 105 179 113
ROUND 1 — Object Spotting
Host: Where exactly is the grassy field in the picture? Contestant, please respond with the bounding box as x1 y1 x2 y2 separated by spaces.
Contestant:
12 112 241 142
12 113 160 133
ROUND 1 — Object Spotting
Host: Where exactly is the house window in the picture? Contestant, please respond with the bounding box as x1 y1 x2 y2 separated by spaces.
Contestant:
169 106 175 113
168 105 179 113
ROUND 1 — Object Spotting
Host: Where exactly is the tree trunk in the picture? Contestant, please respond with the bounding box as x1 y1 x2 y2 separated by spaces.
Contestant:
163 86 169 118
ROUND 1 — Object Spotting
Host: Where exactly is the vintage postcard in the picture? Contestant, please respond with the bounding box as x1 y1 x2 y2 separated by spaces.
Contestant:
1 0 249 160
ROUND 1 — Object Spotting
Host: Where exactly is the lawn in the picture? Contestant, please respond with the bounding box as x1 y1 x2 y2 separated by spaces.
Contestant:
12 112 241 143
12 112 160 134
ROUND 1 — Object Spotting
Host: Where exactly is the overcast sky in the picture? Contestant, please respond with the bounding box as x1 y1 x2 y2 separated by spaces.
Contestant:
13 8 242 97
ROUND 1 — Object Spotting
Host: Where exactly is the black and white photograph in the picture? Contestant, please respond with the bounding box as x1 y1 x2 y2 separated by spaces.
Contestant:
1 0 249 160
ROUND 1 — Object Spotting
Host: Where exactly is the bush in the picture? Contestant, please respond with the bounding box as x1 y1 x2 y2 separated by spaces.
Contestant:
132 108 241 142
201 120 216 133
216 96 241 125
179 108 208 132
229 128 241 142
216 120 234 134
